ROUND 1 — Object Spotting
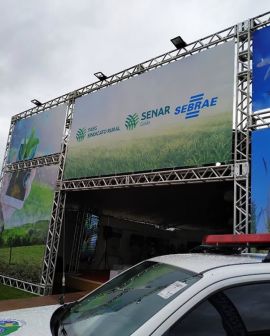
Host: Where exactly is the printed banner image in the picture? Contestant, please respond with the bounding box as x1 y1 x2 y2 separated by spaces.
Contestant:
64 42 234 179
251 129 270 233
253 26 270 112
0 165 58 284
7 104 67 164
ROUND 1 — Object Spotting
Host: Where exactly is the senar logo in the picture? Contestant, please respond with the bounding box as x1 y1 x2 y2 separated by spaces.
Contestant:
76 128 87 142
0 320 24 335
125 113 139 130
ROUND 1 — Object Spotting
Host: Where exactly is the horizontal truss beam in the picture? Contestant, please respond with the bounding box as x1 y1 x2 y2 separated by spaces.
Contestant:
61 164 239 191
4 153 61 172
12 26 236 121
11 10 270 123
0 274 45 295
250 109 270 129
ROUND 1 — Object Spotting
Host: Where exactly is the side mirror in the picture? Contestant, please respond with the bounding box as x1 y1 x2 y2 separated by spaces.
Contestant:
50 303 73 336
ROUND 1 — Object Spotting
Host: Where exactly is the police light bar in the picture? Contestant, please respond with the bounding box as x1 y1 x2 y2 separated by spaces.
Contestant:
203 233 270 246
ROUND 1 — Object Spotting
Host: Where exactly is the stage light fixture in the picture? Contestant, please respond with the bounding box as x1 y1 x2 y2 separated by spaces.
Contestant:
136 64 145 74
170 36 187 49
94 72 107 81
31 99 42 106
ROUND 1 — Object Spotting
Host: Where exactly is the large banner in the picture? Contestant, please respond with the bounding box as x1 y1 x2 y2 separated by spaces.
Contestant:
253 26 270 112
251 129 270 233
0 165 58 283
7 104 67 163
64 42 234 179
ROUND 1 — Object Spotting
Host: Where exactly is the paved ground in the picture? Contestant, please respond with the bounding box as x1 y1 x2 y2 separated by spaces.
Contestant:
0 291 87 312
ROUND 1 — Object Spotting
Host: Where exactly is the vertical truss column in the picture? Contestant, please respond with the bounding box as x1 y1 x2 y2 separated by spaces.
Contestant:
0 121 15 187
233 20 252 234
41 96 75 294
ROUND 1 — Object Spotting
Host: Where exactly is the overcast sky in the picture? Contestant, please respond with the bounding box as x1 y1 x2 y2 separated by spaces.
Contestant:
1 0 270 166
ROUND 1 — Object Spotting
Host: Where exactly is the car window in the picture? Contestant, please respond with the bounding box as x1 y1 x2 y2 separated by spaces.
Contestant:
163 282 270 336
224 283 270 333
163 299 227 336
59 261 201 336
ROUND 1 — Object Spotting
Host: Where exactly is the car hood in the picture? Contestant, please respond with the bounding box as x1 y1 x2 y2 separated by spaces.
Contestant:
0 304 60 335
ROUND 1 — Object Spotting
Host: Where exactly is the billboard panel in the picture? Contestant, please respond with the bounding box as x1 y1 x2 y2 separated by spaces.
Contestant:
64 42 234 179
251 128 270 233
0 165 58 283
7 104 67 163
253 26 270 112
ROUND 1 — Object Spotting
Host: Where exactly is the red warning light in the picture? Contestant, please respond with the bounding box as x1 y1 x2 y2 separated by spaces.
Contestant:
203 233 270 246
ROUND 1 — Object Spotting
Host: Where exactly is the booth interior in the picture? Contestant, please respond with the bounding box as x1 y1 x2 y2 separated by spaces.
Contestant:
53 181 233 293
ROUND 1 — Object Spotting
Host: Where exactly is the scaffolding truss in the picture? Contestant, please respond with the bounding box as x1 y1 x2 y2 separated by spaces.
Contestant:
233 19 252 235
1 11 270 294
0 122 15 187
61 164 236 191
4 153 60 173
0 274 46 296
40 100 74 294
11 26 236 122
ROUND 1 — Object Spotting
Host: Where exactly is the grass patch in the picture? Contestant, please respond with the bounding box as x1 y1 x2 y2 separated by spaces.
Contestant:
0 245 45 283
1 221 49 247
0 284 37 301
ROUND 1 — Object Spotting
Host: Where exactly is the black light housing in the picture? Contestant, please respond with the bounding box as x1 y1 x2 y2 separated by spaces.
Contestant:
94 72 107 81
136 64 145 74
31 99 42 106
170 36 187 49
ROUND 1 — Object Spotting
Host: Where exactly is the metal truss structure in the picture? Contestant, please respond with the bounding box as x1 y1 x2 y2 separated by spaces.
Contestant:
12 26 236 121
61 164 235 191
0 123 15 187
40 100 74 294
5 153 60 173
251 109 270 129
0 274 46 295
1 11 270 295
233 20 252 235
233 12 270 234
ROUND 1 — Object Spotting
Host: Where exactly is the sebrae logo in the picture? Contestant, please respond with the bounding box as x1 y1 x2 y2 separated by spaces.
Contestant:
0 320 24 335
174 93 218 119
125 113 139 130
76 128 87 142
124 93 218 130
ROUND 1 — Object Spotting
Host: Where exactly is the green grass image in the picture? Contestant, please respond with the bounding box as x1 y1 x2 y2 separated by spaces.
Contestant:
0 181 55 283
0 221 49 246
6 181 55 228
0 284 37 301
0 245 45 283
64 113 232 178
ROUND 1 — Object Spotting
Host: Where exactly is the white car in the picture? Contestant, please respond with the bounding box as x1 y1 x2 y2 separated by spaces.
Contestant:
50 234 270 336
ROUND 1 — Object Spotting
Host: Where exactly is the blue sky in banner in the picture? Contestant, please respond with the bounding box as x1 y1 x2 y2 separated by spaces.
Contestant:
251 128 270 233
253 26 270 112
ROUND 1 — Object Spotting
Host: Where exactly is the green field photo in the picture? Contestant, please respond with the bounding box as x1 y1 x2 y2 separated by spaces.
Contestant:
0 245 45 283
0 167 58 284
64 112 232 179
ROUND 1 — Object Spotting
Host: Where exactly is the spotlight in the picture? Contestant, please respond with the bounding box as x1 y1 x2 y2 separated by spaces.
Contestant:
136 64 145 74
94 72 107 81
31 99 42 106
170 36 187 49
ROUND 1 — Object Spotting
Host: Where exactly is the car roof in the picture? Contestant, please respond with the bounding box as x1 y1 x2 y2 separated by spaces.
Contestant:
150 253 265 273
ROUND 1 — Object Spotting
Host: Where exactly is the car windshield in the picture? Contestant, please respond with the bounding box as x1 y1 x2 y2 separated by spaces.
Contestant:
59 261 201 336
